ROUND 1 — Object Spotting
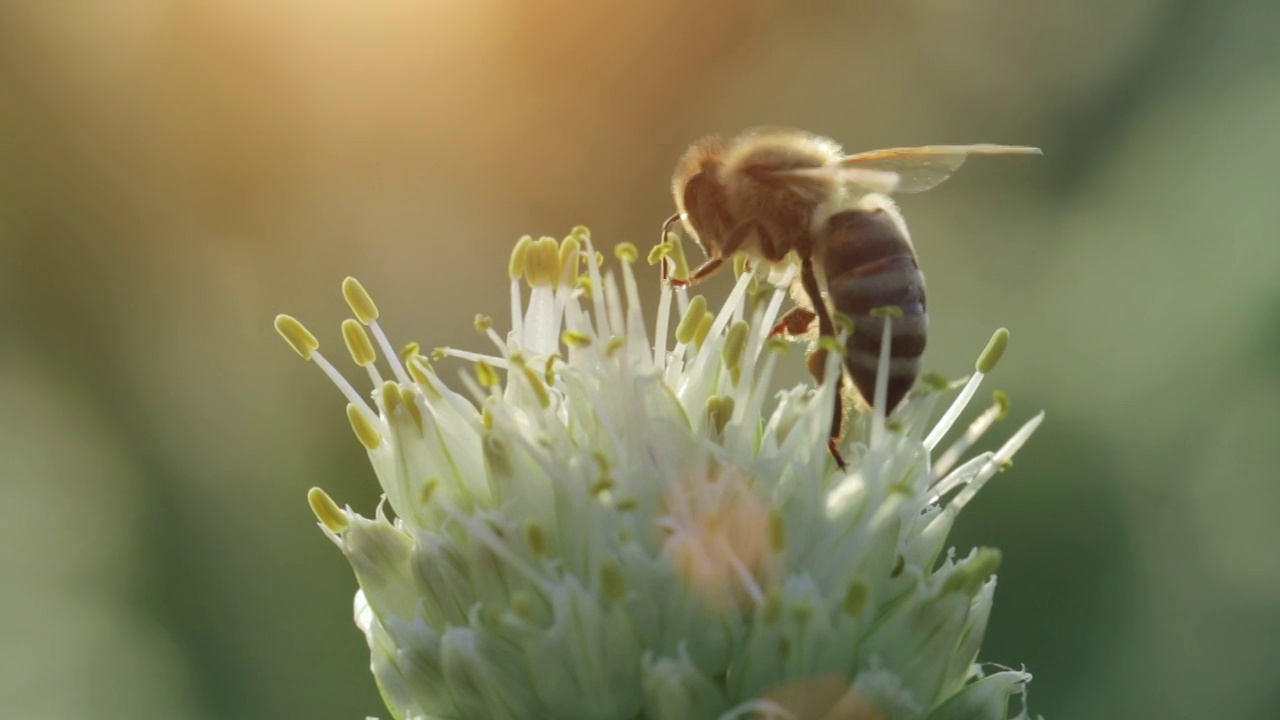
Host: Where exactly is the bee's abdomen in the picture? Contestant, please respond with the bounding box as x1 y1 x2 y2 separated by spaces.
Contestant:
822 210 928 412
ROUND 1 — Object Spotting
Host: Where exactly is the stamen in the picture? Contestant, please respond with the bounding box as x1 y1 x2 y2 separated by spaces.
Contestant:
310 351 378 424
307 486 349 532
948 412 1043 511
924 328 1009 451
665 232 691 283
675 295 707 345
342 277 379 325
274 314 318 360
346 402 383 450
342 319 382 387
871 309 894 447
933 390 1009 478
523 236 559 286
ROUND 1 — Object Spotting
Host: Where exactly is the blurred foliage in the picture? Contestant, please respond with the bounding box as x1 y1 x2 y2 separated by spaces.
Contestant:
2 1 1278 718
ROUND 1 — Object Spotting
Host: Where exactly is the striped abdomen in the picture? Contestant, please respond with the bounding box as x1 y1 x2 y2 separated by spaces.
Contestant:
821 208 928 412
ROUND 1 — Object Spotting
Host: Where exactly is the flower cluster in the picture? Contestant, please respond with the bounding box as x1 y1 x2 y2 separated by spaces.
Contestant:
276 228 1040 720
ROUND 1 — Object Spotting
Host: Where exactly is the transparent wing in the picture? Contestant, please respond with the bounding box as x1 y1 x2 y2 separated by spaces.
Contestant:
768 166 902 201
836 144 1042 193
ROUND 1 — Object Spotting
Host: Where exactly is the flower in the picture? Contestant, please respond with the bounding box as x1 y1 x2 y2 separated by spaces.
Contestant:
275 228 1042 720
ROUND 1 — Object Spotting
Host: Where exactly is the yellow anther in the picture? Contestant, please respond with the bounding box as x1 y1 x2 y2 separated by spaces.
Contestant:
509 235 533 279
275 315 319 360
976 327 1009 374
562 330 592 348
519 362 551 408
559 235 582 281
694 313 713 349
575 275 594 299
379 381 402 415
993 390 1011 419
647 242 670 266
614 242 639 263
590 477 614 497
307 487 349 533
675 295 707 345
523 521 547 557
342 277 379 325
474 314 493 333
400 386 424 431
843 578 869 617
722 320 749 371
544 353 559 385
342 319 376 367
870 305 903 319
430 347 449 361
594 251 604 266
525 236 561 286
571 225 592 241
665 232 690 281
605 336 625 358
600 562 626 603
346 404 382 450
407 356 437 392
706 395 734 434
399 341 420 365
921 372 950 391
475 359 500 388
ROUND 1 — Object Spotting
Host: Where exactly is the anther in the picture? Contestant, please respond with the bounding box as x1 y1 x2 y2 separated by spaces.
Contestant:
275 314 318 360
524 236 560 286
976 328 1009 374
559 235 582 282
675 295 707 345
665 232 690 281
509 235 533 279
474 314 493 333
342 277 379 325
307 487 349 533
342 319 376 367
562 330 592 347
600 562 626 603
722 320 749 371
614 242 639 264
993 390 1011 419
475 359 500 388
346 403 382 450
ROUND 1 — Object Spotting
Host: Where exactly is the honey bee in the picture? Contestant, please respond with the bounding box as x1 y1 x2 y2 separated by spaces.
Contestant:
662 127 1040 466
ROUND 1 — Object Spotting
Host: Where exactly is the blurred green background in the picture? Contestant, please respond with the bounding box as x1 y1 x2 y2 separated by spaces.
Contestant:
3 1 1278 718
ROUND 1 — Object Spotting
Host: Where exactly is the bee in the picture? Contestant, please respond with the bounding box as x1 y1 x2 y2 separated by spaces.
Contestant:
662 127 1039 466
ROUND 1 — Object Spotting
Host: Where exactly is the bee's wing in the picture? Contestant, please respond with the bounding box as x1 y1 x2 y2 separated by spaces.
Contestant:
836 144 1042 193
769 166 902 201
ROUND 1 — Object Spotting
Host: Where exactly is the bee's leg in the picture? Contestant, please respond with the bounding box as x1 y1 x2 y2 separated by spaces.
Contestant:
669 221 757 287
659 213 681 282
770 306 817 337
798 254 848 471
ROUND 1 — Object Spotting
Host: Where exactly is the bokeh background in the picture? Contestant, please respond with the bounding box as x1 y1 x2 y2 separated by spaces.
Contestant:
3 1 1278 718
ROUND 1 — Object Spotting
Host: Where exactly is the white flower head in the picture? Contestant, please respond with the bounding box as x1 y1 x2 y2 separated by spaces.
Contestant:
276 228 1042 720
